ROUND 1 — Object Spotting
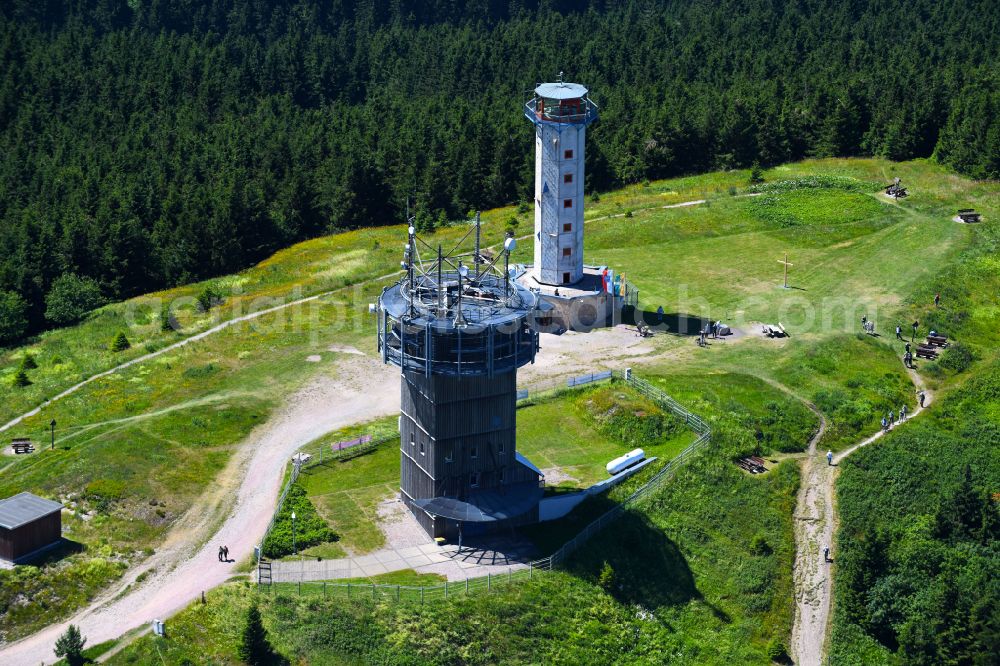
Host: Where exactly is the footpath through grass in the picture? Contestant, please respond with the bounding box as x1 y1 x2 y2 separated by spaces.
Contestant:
828 194 1000 664
108 371 813 665
0 157 993 645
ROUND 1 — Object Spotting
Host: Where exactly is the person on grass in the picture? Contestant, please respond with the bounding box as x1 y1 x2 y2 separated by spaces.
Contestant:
896 325 903 340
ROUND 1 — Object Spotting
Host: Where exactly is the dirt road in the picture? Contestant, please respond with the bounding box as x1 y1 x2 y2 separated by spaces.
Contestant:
0 355 400 666
0 323 720 664
791 368 930 665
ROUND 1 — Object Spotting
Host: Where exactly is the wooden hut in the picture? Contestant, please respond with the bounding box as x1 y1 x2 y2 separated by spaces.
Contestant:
0 492 63 563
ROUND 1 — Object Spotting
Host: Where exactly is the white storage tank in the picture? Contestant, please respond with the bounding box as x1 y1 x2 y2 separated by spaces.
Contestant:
606 448 646 475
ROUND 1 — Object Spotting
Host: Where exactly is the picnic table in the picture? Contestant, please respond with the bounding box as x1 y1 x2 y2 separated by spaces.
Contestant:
915 345 939 360
11 438 34 454
926 334 949 348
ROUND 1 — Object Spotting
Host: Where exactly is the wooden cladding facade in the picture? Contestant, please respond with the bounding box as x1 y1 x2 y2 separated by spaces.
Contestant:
399 369 540 534
0 511 61 562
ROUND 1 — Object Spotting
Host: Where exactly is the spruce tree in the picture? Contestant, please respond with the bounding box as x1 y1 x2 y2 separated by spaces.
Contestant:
54 624 86 666
13 368 31 387
111 330 131 352
238 604 274 666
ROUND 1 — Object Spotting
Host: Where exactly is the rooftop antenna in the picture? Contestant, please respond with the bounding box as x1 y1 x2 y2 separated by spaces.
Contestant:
437 244 444 314
455 262 468 329
474 211 482 279
503 233 517 298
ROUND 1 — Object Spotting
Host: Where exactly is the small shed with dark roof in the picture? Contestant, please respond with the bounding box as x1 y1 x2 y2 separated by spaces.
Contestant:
0 492 63 562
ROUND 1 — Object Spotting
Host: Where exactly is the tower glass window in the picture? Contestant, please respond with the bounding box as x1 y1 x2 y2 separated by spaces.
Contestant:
564 173 573 183
564 149 574 159
419 441 425 455
563 223 572 232
470 444 478 459
563 199 572 208
470 472 479 488
562 247 571 257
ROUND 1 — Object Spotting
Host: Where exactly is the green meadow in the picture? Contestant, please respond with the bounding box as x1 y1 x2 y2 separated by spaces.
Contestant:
0 158 996 654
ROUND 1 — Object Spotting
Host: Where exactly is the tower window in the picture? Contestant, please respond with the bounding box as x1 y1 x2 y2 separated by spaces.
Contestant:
419 441 425 455
445 446 453 463
500 469 506 484
470 444 478 459
563 272 571 283
563 223 572 233
498 441 505 454
563 199 573 209
470 472 480 488
562 247 571 257
410 433 415 447
564 173 573 183
564 149 574 159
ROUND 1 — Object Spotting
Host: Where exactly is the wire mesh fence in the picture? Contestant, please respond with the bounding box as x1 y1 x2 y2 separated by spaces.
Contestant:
257 369 711 601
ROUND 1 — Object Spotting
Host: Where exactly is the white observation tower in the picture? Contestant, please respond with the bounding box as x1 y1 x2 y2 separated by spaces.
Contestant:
524 74 598 286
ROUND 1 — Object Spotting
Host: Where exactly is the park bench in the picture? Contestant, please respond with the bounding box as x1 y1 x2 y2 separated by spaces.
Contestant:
11 438 34 454
926 335 949 348
915 345 938 360
736 457 766 474
762 323 787 338
957 209 981 223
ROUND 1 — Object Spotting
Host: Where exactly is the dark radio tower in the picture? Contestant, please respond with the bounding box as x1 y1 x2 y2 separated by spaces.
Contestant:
373 215 545 543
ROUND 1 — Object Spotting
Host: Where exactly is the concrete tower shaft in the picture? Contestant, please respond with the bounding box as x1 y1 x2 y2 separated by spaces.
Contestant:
524 80 598 286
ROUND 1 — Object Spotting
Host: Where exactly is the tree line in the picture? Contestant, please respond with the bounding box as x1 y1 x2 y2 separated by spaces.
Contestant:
1 0 997 342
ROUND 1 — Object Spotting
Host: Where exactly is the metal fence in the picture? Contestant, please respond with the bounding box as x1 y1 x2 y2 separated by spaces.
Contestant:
258 370 711 598
547 371 712 567
257 462 300 562
263 560 555 602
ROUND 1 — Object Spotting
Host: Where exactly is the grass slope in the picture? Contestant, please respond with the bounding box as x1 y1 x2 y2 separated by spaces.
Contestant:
0 157 994 643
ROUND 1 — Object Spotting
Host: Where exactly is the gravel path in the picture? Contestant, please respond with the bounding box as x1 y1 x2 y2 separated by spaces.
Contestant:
0 318 745 664
790 367 930 665
0 355 400 666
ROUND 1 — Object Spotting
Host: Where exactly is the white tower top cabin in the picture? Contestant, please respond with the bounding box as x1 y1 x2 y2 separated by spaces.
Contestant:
524 79 598 286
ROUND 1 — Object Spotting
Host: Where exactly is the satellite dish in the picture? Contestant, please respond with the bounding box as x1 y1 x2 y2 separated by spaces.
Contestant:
504 237 517 253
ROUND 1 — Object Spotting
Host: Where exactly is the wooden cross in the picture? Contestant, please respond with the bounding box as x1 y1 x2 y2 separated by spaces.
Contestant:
778 253 793 289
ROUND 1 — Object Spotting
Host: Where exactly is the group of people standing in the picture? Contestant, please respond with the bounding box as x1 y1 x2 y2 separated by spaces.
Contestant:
881 405 909 432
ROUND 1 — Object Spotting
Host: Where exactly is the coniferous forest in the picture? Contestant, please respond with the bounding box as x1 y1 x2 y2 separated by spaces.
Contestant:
1 0 998 340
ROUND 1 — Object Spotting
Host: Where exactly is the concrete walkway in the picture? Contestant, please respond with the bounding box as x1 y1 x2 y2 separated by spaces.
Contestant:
270 537 537 583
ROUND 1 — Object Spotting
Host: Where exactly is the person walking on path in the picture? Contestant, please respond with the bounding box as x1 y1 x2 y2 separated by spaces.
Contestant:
900 404 907 421
218 546 224 562
896 325 903 340
823 546 830 562
827 450 833 466
919 390 926 408
881 416 888 432
223 545 229 561
888 410 895 427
